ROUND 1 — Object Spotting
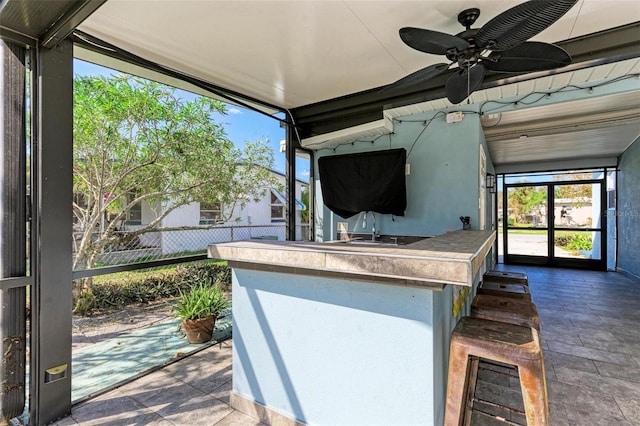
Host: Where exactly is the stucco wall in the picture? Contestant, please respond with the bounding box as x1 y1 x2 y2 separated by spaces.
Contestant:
232 268 444 425
617 138 640 279
315 108 493 241
230 250 488 425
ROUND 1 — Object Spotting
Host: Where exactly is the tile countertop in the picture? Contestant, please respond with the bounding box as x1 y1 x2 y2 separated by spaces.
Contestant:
208 230 496 289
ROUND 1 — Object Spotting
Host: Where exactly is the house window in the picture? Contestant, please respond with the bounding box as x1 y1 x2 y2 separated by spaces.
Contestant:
126 199 142 225
200 202 223 225
270 191 284 222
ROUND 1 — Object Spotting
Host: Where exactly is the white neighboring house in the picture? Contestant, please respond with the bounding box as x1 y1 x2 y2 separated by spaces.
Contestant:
553 198 593 227
124 169 308 255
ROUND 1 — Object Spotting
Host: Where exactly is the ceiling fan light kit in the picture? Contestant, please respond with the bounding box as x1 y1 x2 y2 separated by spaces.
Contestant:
384 0 579 104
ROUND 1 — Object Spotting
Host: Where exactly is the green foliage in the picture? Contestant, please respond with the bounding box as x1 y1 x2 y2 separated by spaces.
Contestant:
554 233 593 251
72 75 277 271
173 282 229 321
507 217 515 226
75 262 231 316
300 186 309 223
507 186 546 222
74 291 96 317
553 174 593 209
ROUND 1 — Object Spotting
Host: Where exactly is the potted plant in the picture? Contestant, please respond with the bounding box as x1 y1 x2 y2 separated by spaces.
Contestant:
173 282 229 344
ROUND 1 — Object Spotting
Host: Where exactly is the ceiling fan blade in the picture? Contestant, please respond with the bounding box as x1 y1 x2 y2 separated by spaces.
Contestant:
380 63 450 93
483 42 571 72
476 0 578 52
445 64 485 104
400 27 469 55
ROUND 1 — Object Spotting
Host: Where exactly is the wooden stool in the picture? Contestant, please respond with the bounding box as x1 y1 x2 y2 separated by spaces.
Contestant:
483 270 529 286
445 316 549 426
478 281 532 301
471 294 540 331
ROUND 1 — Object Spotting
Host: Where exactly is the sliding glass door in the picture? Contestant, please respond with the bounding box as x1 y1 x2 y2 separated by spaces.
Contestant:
504 178 606 270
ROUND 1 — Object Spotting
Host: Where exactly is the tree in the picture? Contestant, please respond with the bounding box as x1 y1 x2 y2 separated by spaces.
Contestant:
300 186 310 223
507 186 546 224
553 173 593 208
73 75 276 277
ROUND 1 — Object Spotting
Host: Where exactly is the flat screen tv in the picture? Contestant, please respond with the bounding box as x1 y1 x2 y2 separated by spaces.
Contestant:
318 148 407 219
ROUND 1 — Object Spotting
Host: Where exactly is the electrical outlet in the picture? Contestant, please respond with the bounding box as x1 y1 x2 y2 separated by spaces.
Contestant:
405 163 411 175
446 111 464 123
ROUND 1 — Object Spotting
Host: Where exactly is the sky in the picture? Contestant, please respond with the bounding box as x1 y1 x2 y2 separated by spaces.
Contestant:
73 59 310 181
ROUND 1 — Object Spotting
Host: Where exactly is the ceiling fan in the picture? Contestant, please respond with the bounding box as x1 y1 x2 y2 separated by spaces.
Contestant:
382 0 578 104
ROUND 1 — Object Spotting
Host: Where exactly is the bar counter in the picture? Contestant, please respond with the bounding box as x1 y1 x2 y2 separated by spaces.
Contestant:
208 230 495 289
207 230 496 425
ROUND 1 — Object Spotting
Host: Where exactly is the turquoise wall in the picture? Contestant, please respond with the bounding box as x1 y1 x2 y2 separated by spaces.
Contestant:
232 268 446 425
617 137 640 279
230 254 489 425
315 107 494 241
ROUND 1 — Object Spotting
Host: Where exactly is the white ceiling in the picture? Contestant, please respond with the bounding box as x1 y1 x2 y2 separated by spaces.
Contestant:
78 0 640 110
74 0 640 170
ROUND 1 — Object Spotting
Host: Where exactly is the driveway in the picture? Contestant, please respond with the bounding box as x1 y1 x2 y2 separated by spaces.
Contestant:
498 233 583 258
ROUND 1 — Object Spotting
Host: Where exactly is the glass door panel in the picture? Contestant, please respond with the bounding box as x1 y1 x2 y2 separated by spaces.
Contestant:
553 182 603 262
554 231 602 260
505 185 548 262
509 233 549 256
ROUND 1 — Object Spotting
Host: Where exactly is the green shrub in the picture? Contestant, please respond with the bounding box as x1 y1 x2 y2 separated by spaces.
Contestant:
566 234 593 251
554 233 592 252
77 261 231 315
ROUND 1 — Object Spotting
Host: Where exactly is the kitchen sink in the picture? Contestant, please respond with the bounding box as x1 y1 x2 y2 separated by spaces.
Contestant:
334 235 429 246
348 239 396 246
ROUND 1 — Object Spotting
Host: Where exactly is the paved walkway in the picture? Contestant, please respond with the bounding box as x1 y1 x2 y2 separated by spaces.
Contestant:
53 265 639 425
72 310 232 402
53 340 262 426
498 233 580 258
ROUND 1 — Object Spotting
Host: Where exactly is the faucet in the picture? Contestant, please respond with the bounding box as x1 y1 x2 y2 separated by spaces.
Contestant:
371 212 378 241
361 211 379 241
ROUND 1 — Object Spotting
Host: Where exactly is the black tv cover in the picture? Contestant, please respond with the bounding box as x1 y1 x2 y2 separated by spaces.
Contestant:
318 148 407 219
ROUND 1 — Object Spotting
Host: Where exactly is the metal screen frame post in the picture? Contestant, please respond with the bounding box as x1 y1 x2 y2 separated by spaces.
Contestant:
285 117 297 241
30 39 74 425
0 39 27 423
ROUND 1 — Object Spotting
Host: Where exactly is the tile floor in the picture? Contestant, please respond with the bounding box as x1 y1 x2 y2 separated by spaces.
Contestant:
54 265 639 425
472 265 640 425
52 340 263 426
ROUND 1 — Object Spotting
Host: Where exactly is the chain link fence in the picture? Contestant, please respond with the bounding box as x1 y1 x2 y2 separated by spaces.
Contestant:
73 224 311 271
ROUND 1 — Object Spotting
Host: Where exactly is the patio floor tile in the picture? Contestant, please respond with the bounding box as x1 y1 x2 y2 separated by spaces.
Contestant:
57 265 639 425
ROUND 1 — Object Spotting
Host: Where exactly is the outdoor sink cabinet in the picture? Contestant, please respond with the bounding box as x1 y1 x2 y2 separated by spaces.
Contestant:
208 229 495 425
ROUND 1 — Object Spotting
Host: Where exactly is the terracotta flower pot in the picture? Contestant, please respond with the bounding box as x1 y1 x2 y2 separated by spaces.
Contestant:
182 315 216 344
